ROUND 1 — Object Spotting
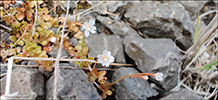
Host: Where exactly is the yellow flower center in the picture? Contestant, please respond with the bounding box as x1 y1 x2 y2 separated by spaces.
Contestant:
102 56 108 62
86 25 91 30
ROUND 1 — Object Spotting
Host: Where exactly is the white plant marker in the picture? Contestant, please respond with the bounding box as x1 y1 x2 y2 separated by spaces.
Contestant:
5 58 13 95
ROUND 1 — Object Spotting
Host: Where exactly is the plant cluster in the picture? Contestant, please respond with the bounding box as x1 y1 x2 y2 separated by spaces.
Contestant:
0 1 86 71
0 1 164 99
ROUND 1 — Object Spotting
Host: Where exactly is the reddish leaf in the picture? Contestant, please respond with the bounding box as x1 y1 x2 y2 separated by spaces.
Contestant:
97 71 106 78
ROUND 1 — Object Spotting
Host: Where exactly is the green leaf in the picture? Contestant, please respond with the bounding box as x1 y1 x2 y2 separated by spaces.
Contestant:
87 56 94 65
17 40 24 46
9 36 17 42
76 52 83 57
89 75 96 83
74 61 80 65
41 40 48 46
199 60 218 70
44 67 53 72
194 13 200 43
27 46 35 51
56 27 62 35
11 49 17 55
30 42 37 47
37 26 43 32
47 30 54 37
35 46 42 54
75 44 83 51
79 62 83 68
10 43 16 48
106 90 112 96
97 71 106 78
82 47 88 56
67 46 74 51
39 51 47 58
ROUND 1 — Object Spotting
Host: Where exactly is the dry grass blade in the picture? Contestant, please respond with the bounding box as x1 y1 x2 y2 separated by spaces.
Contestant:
187 14 218 54
53 1 70 99
184 14 218 71
181 13 218 99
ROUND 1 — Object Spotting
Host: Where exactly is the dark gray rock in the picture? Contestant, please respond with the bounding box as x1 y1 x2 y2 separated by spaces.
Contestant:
1 67 45 99
112 67 159 99
97 16 139 38
0 30 12 45
91 1 129 15
123 35 182 91
48 48 69 58
178 1 207 21
69 37 78 47
160 89 204 99
85 33 125 63
61 1 76 10
124 1 194 50
21 60 37 65
1 63 8 75
46 68 102 100
106 1 129 13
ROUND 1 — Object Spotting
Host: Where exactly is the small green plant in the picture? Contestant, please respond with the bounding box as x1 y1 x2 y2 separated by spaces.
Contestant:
1 1 164 99
1 1 81 71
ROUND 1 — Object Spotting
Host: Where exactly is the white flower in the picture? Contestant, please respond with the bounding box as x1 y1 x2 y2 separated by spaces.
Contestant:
82 19 97 37
97 50 114 67
155 72 163 81
50 36 56 43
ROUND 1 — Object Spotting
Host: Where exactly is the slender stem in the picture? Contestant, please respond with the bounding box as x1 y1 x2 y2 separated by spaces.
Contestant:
87 62 103 91
129 75 143 78
0 64 117 71
107 73 155 86
71 21 83 26
32 0 37 36
7 57 134 67
93 60 98 69
87 62 92 71
53 1 70 99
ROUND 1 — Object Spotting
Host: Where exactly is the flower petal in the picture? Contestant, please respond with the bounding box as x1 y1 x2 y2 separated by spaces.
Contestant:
109 56 114 62
102 62 107 66
97 54 102 58
102 50 108 55
82 22 88 29
92 26 97 30
84 30 90 37
105 63 110 67
89 19 95 26
89 28 96 34
105 51 111 56
97 55 103 63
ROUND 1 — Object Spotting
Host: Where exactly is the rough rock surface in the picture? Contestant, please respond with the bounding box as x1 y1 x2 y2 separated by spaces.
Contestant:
0 30 12 45
85 33 125 63
1 67 45 99
112 67 159 99
48 48 69 58
0 63 8 75
97 16 139 38
160 89 204 99
91 1 130 15
124 35 182 90
46 68 102 100
178 1 207 21
69 37 79 47
61 1 76 10
124 1 194 50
